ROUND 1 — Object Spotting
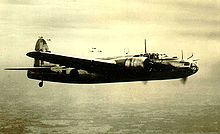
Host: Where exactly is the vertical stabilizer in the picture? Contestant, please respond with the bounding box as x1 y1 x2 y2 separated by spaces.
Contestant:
34 36 50 67
35 36 49 52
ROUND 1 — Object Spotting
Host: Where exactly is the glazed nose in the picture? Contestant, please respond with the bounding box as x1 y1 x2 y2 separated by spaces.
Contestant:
190 63 199 73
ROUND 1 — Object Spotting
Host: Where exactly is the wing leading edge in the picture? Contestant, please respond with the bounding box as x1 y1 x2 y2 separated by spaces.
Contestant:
26 51 123 74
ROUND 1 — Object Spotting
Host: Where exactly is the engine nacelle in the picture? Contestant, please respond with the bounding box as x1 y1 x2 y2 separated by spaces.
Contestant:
124 57 146 68
68 69 79 79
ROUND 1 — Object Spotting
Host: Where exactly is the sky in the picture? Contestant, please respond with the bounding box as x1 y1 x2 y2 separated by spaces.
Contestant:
0 0 220 87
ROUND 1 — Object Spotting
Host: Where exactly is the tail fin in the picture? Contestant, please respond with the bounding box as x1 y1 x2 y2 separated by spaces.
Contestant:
34 36 50 67
35 36 49 52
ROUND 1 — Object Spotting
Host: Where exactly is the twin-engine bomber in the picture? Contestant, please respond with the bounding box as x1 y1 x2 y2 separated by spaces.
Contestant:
5 37 199 87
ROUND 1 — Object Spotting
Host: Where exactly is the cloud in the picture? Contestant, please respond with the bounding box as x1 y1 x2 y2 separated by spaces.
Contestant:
2 0 34 5
1 0 77 6
176 18 220 27
177 31 220 40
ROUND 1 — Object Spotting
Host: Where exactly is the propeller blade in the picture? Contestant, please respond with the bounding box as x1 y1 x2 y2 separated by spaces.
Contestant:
187 53 193 60
181 77 188 84
192 59 200 61
143 81 148 85
181 50 184 60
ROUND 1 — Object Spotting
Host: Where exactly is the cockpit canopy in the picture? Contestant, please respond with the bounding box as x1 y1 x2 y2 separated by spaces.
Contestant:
133 53 172 60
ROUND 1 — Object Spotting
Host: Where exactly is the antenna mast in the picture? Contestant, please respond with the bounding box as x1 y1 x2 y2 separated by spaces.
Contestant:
144 39 147 54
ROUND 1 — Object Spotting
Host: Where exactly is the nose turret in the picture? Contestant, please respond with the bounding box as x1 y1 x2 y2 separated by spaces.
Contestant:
190 63 199 74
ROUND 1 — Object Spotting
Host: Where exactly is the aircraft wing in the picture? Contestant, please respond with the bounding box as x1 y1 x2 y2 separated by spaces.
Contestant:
26 51 123 74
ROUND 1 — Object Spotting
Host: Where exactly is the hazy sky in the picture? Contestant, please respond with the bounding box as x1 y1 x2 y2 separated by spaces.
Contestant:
0 0 220 87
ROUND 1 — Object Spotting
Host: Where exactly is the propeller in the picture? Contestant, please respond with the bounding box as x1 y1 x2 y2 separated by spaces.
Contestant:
181 51 198 62
181 51 195 61
179 50 199 85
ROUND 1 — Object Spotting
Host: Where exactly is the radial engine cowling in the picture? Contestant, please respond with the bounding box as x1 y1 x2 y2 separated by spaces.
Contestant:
124 57 146 68
68 69 79 79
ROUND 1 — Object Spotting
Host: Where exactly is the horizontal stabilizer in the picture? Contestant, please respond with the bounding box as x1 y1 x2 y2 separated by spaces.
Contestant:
5 67 51 71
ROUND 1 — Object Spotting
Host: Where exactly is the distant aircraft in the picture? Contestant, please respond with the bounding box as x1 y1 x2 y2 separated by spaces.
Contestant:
5 37 199 87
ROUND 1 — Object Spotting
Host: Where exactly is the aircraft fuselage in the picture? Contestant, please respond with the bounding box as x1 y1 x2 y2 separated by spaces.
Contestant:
27 56 199 84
